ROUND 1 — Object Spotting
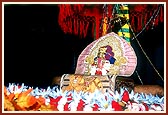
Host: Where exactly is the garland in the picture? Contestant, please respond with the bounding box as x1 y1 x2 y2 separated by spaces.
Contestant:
4 83 164 111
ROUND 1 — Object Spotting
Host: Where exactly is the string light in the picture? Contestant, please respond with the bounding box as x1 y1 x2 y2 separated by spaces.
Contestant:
136 71 143 85
152 4 161 29
127 18 164 82
132 4 163 40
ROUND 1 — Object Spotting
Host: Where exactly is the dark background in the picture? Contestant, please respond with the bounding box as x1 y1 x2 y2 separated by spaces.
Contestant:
4 4 164 88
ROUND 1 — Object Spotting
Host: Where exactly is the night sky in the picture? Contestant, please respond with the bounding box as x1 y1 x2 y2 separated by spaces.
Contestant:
4 4 164 88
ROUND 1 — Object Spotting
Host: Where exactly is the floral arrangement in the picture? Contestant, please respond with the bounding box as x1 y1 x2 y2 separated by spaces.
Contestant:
4 83 164 112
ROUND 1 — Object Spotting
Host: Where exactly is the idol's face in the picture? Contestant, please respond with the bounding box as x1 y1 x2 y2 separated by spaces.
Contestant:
98 47 107 58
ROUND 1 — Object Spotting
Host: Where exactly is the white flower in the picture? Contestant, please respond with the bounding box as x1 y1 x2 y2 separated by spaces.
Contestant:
58 96 67 105
138 103 146 111
56 96 67 111
83 104 93 111
155 105 163 111
57 104 64 111
69 101 78 111
150 104 163 111
7 83 28 95
128 91 139 103
45 98 50 105
112 90 122 102
90 65 96 75
131 103 140 111
8 83 15 93
127 102 149 111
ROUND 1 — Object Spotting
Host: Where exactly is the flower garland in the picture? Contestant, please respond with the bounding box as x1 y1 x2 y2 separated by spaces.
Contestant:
4 83 164 111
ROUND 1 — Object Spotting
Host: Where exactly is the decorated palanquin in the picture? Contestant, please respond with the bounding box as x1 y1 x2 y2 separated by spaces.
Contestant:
60 32 137 93
4 4 164 112
4 29 164 112
4 32 164 111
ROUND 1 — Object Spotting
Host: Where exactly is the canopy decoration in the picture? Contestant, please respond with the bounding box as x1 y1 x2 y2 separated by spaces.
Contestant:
58 4 164 40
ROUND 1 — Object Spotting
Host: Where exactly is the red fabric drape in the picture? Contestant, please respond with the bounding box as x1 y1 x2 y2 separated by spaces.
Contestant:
58 4 164 39
129 4 163 33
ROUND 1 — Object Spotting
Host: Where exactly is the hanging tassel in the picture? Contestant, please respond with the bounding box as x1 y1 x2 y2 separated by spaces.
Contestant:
102 17 108 36
84 21 90 38
74 18 79 36
93 19 96 40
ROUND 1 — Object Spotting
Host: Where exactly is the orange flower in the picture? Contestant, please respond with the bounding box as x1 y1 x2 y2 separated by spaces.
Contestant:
7 93 15 102
36 96 46 105
4 86 7 95
4 86 15 101
4 96 15 111
15 88 37 109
